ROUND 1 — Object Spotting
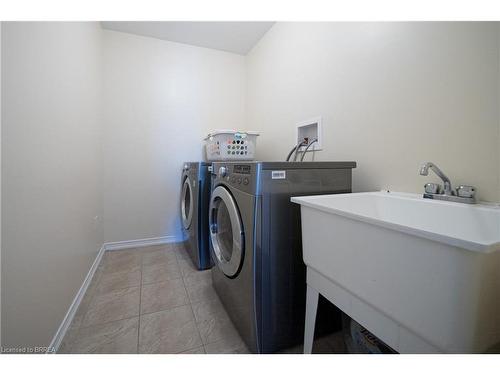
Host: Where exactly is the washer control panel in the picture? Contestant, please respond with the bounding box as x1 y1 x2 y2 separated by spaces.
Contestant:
218 166 228 178
213 162 257 194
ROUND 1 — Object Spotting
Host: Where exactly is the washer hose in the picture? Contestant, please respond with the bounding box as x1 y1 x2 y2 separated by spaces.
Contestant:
286 141 306 162
286 145 298 162
300 138 318 162
293 141 308 162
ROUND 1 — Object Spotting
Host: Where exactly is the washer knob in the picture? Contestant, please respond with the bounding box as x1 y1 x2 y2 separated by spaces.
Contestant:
218 166 228 177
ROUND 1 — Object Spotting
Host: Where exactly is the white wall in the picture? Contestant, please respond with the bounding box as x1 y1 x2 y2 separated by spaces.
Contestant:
102 30 246 242
1 22 103 348
246 22 500 202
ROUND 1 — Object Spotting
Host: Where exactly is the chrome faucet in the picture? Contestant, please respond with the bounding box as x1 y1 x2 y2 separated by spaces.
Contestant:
419 162 453 196
419 162 476 204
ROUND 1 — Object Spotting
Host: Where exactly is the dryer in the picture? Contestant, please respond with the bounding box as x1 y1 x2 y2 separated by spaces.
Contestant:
208 161 356 353
180 162 212 270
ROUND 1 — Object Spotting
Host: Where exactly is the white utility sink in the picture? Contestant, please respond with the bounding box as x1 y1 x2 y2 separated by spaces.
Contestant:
292 191 500 353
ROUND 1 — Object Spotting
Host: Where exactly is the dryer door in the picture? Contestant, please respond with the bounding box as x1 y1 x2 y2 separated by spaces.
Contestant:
209 185 244 278
181 176 194 230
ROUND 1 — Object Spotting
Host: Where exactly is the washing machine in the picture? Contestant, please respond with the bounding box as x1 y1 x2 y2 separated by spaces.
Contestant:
208 161 356 353
180 162 212 270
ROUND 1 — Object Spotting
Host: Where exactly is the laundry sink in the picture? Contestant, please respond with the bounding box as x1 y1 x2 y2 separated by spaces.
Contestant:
291 191 500 353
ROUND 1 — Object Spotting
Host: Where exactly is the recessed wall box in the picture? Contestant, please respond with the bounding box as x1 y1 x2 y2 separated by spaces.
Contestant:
296 117 322 152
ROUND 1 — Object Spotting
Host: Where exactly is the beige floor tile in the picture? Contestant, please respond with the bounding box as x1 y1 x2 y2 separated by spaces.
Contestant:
102 252 141 274
58 327 80 354
139 305 202 354
102 250 140 265
177 258 199 277
191 298 228 323
183 270 214 304
197 315 241 345
186 284 218 305
84 267 104 298
142 248 178 267
171 241 187 251
139 244 175 253
69 317 139 354
96 269 141 295
89 266 104 287
102 249 140 260
204 336 250 354
183 270 212 287
104 263 141 275
71 308 87 329
179 346 206 354
142 261 181 285
70 268 103 329
140 279 189 314
82 287 140 327
173 243 191 261
71 287 97 329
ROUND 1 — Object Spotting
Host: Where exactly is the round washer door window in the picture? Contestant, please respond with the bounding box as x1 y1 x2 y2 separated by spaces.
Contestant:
209 185 244 277
181 177 194 230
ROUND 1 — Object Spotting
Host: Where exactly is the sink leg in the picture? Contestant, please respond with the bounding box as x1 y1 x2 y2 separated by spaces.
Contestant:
304 283 319 354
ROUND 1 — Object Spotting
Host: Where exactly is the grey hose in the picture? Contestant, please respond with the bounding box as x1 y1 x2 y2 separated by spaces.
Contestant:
286 141 306 162
286 145 298 162
300 138 318 162
293 141 307 162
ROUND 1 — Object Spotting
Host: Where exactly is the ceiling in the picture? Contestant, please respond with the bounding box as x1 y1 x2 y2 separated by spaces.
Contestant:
100 21 275 55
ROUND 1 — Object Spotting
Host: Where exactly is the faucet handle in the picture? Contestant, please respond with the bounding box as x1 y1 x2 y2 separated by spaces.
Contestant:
456 185 476 199
424 183 442 195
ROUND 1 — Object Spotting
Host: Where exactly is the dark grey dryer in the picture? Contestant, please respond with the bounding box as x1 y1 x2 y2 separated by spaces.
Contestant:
208 161 356 353
180 162 212 270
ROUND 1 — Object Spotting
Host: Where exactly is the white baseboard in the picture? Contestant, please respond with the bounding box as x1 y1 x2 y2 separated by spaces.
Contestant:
48 234 187 353
103 235 186 251
48 244 106 353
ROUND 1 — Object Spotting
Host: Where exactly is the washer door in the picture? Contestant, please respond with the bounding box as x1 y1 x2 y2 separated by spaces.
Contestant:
209 185 244 278
181 176 194 230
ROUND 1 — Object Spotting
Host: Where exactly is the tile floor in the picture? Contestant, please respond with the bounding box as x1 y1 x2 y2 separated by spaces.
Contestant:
58 242 346 354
